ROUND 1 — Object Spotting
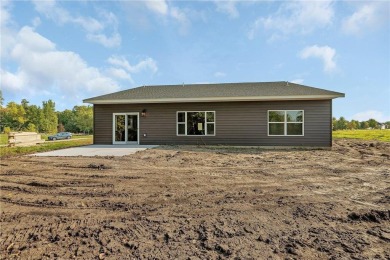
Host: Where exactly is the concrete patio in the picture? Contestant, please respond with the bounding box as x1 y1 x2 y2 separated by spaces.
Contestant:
30 145 158 157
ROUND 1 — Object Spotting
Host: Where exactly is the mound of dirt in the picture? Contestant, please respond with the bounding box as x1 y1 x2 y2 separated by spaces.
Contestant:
348 210 390 223
1 139 389 259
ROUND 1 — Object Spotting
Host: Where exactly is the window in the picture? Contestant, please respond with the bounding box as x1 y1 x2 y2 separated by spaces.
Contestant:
268 110 304 136
177 111 215 136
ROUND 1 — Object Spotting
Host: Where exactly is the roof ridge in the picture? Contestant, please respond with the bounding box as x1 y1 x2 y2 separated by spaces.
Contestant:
142 81 287 88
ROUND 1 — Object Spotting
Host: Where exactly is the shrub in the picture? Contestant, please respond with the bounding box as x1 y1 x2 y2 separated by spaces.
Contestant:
4 126 11 134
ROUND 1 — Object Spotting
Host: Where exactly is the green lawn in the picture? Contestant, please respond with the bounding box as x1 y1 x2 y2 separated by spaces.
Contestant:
0 134 8 145
333 129 390 142
0 137 93 158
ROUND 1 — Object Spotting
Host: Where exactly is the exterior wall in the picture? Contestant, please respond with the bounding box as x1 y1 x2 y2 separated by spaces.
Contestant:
94 100 332 146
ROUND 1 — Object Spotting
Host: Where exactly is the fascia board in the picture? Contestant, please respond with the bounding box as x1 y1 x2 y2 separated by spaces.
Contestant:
83 94 345 104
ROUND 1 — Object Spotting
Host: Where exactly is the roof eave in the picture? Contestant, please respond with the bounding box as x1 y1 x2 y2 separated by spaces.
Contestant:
83 94 344 104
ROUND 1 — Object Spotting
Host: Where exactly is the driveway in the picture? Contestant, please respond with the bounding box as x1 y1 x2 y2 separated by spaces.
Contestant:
30 145 158 157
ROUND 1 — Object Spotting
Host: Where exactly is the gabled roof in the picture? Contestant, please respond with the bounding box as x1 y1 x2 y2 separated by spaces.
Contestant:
83 81 345 104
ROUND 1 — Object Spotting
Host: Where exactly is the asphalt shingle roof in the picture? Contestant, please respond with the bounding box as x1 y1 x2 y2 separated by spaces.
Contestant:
84 81 344 104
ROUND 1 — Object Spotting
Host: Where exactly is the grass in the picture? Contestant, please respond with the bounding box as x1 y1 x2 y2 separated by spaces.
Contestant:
0 133 93 145
333 129 390 142
0 137 93 158
0 134 8 145
40 134 93 140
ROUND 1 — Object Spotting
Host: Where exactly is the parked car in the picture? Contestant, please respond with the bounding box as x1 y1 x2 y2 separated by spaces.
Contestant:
48 132 72 141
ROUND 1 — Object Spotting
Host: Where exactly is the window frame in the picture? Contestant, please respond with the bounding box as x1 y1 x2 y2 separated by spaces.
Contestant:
176 111 216 136
267 110 304 136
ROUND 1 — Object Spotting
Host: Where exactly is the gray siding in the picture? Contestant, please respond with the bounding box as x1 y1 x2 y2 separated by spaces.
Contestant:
94 100 332 146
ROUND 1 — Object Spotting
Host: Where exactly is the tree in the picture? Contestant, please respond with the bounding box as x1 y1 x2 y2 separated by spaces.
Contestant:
20 99 44 132
41 100 58 133
335 117 348 130
57 123 65 132
332 117 338 130
21 99 29 110
25 105 43 132
2 102 26 130
360 121 369 129
25 123 37 132
58 109 77 132
347 120 359 130
0 90 4 107
367 118 378 129
73 105 93 134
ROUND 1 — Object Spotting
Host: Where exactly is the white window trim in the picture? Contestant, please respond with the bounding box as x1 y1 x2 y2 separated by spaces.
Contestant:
267 110 304 137
176 111 216 136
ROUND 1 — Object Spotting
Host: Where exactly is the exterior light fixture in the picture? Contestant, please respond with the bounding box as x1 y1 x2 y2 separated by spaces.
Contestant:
141 109 147 117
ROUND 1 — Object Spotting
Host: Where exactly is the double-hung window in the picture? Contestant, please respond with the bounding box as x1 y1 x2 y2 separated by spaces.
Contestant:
268 110 304 136
177 111 215 136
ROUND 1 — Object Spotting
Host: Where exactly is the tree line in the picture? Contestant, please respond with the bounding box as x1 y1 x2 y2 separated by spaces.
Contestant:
333 117 389 130
0 93 93 134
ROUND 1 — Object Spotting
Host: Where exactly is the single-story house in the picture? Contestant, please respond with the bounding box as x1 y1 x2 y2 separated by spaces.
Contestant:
83 82 345 147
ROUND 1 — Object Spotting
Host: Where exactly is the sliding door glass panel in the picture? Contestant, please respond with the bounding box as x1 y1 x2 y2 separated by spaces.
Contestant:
127 115 138 142
115 115 126 142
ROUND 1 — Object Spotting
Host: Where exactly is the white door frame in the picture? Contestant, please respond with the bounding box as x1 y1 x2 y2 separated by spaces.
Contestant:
112 112 139 145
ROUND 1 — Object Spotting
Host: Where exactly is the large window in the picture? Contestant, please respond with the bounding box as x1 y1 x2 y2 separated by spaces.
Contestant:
268 110 304 136
177 111 215 136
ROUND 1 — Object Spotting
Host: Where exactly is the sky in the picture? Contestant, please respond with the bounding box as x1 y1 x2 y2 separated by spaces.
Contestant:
1 0 389 122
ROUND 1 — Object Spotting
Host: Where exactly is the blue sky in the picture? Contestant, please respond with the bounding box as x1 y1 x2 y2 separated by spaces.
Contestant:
1 0 389 121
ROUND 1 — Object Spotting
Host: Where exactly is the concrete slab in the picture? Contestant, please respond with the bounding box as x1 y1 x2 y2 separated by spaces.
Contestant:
30 145 158 157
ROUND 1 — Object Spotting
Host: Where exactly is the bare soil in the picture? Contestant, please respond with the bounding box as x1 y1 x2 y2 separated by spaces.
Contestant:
0 139 389 259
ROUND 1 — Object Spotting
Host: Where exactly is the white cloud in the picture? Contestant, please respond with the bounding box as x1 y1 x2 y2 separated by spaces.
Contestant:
352 110 390 122
107 56 158 74
290 79 304 84
16 26 56 52
141 0 190 34
342 2 389 35
107 68 133 82
32 0 102 32
214 0 239 18
31 17 41 28
299 45 336 73
170 6 190 34
0 0 11 29
87 32 121 48
214 71 226 77
32 0 120 47
249 0 334 40
0 0 16 59
247 18 262 40
0 69 25 92
144 0 169 16
1 26 119 98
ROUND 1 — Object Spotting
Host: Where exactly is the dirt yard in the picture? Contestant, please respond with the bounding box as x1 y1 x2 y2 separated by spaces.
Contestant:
0 139 389 259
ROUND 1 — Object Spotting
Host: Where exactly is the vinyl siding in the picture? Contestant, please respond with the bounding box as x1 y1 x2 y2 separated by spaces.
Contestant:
93 100 332 146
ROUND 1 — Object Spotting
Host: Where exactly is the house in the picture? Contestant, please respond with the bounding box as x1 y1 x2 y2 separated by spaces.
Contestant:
83 82 345 147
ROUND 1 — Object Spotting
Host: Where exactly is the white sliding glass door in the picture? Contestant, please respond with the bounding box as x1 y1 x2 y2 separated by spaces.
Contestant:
113 113 139 144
